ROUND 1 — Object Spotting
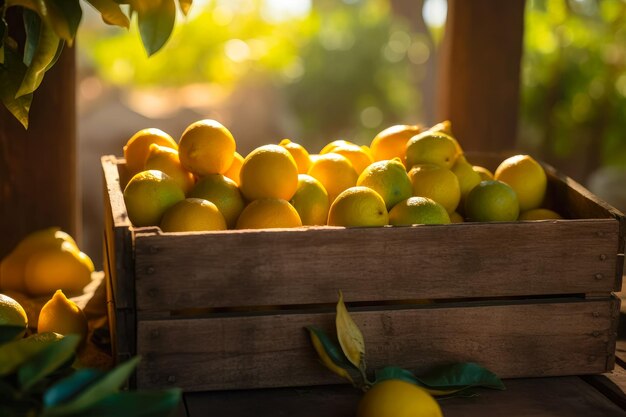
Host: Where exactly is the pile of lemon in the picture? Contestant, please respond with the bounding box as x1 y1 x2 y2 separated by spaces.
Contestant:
122 119 561 232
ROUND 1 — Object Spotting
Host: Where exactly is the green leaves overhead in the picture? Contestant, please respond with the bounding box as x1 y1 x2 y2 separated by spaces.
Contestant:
0 47 34 128
135 0 177 56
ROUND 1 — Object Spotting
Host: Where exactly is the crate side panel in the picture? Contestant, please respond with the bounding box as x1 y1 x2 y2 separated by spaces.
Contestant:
136 299 614 391
134 220 618 311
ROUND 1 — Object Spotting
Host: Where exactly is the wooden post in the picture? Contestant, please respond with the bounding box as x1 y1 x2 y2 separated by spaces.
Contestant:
437 0 526 152
0 47 77 258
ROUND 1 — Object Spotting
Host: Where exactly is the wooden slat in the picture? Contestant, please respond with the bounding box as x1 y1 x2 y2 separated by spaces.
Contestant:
133 220 618 312
582 364 626 411
184 376 626 417
136 299 615 391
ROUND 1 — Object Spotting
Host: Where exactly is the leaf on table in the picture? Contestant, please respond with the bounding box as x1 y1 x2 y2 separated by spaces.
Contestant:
44 368 105 407
335 291 366 371
0 325 27 344
177 0 192 16
85 0 130 28
306 326 356 384
135 0 176 56
0 47 33 128
0 332 63 375
43 356 141 415
18 334 81 390
374 366 420 385
414 362 506 393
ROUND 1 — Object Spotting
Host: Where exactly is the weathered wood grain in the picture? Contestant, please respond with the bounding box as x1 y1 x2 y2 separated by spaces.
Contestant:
582 364 626 411
133 220 618 312
136 299 615 391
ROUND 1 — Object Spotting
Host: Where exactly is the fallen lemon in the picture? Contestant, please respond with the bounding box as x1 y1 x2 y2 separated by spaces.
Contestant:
357 379 442 417
38 290 88 343
0 293 28 340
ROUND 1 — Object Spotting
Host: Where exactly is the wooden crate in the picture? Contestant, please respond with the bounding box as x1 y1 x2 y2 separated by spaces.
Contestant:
102 154 625 392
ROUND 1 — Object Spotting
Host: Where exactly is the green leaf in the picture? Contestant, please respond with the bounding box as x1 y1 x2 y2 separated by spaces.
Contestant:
44 369 105 407
374 366 420 385
0 332 63 375
0 325 27 343
0 46 33 128
18 334 80 390
85 0 130 28
306 326 356 383
46 0 82 43
0 18 7 64
414 362 505 391
43 356 141 415
23 9 41 66
48 390 182 417
335 291 365 371
135 0 176 56
17 12 61 98
177 0 191 16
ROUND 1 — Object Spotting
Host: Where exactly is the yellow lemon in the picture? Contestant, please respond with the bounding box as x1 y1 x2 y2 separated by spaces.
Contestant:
452 154 482 199
23 241 93 297
38 290 88 342
160 198 227 232
495 154 547 211
331 144 375 175
239 145 299 201
290 174 330 226
236 199 302 230
429 120 453 136
188 174 245 229
0 293 28 340
327 186 388 227
518 208 562 220
320 139 356 154
123 170 185 227
178 119 236 176
408 164 461 214
450 211 464 223
279 139 311 174
1 228 78 294
357 379 443 417
405 131 460 170
223 151 244 186
465 180 520 222
308 153 358 203
145 144 195 194
123 128 178 176
370 124 421 162
357 158 412 210
473 165 494 181
389 197 450 226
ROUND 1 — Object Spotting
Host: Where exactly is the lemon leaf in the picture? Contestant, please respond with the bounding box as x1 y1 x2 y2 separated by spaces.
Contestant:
44 368 104 407
0 332 63 374
335 291 366 371
85 0 130 28
135 0 176 56
0 47 33 129
177 0 192 16
0 325 26 344
306 326 356 384
18 334 80 390
1 18 8 65
414 362 505 392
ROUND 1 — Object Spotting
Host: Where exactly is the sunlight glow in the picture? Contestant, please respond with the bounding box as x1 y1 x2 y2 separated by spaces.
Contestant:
423 0 447 28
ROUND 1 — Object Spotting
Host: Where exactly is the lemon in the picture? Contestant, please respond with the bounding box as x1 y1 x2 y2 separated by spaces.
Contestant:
357 379 442 417
160 198 227 232
24 241 94 297
236 199 302 230
452 154 482 199
408 164 461 214
0 228 78 294
405 131 460 170
279 139 311 174
450 211 464 223
320 139 356 154
38 290 88 342
465 180 520 222
518 208 562 220
239 145 299 201
331 144 375 175
188 174 245 228
308 153 358 203
495 155 547 211
224 151 244 186
473 165 494 181
145 144 195 194
0 294 28 340
327 186 388 227
178 119 236 176
123 128 178 176
290 175 330 226
370 124 421 162
429 120 453 136
123 170 185 227
389 197 450 226
357 158 412 210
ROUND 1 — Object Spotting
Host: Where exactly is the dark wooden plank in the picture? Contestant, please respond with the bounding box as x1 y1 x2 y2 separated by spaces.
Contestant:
582 364 626 411
184 377 626 417
136 299 614 391
133 220 618 311
436 0 525 153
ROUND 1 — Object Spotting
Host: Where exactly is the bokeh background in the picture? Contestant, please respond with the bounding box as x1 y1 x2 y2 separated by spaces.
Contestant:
76 0 626 266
